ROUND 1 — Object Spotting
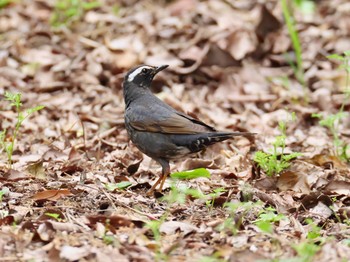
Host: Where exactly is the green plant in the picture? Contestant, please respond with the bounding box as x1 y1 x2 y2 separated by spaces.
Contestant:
313 112 348 160
105 181 132 191
254 206 286 233
0 0 14 9
342 239 350 246
217 201 262 235
287 219 325 262
103 235 116 245
254 113 302 176
0 210 9 219
312 51 350 161
281 0 307 100
45 212 62 221
0 92 44 169
205 188 226 211
0 190 5 202
145 217 168 261
162 184 205 205
144 185 205 261
170 168 210 180
304 218 322 240
50 0 101 27
293 0 315 15
292 241 321 262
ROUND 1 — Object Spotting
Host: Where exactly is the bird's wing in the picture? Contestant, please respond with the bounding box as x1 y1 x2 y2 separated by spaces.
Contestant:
126 103 216 134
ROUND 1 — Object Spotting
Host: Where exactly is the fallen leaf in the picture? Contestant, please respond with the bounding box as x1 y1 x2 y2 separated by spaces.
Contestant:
60 246 90 261
324 180 350 195
32 189 73 201
159 221 198 235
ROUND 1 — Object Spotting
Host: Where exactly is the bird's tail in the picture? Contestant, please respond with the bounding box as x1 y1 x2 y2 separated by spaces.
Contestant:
174 131 256 153
215 132 256 138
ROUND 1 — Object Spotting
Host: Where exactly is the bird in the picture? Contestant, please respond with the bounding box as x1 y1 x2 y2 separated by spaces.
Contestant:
123 64 255 193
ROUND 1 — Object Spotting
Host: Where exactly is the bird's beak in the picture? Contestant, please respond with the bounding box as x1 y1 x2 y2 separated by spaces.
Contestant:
154 65 169 74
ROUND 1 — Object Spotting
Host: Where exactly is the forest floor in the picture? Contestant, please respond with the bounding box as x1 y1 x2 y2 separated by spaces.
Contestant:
1 0 350 261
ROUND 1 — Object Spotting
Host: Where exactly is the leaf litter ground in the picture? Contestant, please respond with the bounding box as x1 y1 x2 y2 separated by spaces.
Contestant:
1 0 350 261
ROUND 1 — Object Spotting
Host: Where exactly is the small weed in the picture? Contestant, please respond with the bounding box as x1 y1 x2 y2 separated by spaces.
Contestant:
0 210 9 219
0 190 5 202
162 184 205 205
281 0 307 100
287 219 325 261
102 235 116 245
0 92 44 169
292 241 321 262
312 51 350 161
293 0 315 15
45 212 62 221
254 206 286 233
50 0 101 27
305 218 322 241
105 181 132 191
145 217 168 261
312 111 348 160
218 201 262 235
205 188 226 211
342 239 350 246
0 0 14 9
112 3 120 16
254 113 302 176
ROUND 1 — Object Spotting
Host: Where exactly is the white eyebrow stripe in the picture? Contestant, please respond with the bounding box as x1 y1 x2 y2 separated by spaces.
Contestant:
128 66 152 82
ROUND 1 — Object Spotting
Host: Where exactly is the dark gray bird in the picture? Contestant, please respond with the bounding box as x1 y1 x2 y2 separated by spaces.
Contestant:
123 64 254 193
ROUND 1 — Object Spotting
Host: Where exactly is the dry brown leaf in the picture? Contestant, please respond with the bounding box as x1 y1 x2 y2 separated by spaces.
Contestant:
32 189 73 201
60 246 90 261
277 171 311 194
159 221 198 235
87 215 134 230
324 181 350 195
308 154 348 170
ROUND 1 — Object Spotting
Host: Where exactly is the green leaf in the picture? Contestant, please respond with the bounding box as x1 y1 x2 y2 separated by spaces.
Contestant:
82 1 101 10
103 235 115 245
0 0 14 9
255 220 273 233
5 92 22 110
293 242 320 258
45 212 61 220
0 129 6 143
311 113 322 119
170 168 210 180
26 105 45 115
18 112 25 122
182 188 205 199
327 54 345 61
343 50 350 57
341 239 350 246
105 181 132 191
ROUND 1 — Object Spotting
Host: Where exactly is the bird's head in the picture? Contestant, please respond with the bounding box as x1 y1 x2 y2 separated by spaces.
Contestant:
124 64 169 88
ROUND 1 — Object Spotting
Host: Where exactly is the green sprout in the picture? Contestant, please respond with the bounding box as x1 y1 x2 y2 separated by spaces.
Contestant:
0 92 44 169
50 0 101 27
254 206 286 233
254 113 302 176
312 51 350 161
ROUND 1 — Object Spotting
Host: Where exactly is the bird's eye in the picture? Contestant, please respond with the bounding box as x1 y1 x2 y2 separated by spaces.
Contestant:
142 68 149 74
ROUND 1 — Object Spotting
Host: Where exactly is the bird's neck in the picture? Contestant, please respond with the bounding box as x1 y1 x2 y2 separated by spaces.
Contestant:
123 81 152 107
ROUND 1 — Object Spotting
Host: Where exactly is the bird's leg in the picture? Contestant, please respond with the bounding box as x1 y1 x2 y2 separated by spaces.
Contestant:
147 159 170 195
148 175 163 193
158 162 170 192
